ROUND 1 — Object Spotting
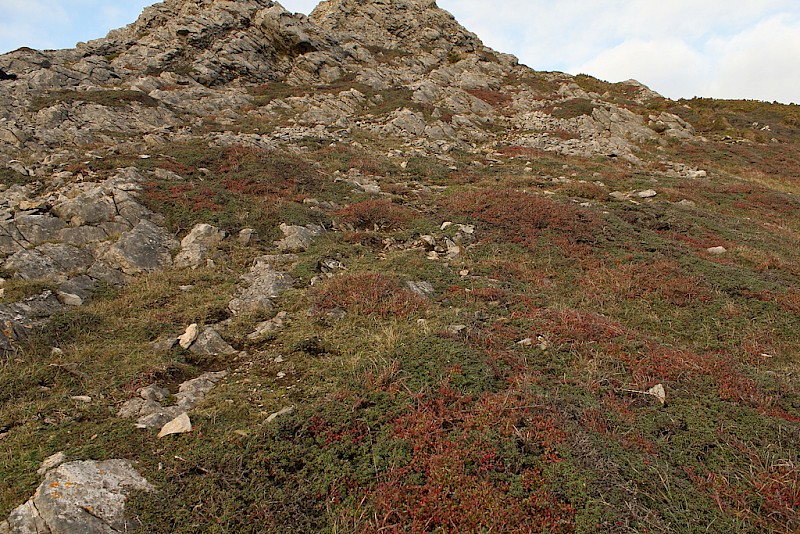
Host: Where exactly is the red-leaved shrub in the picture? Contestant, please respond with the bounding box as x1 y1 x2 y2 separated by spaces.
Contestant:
336 199 415 230
314 273 426 317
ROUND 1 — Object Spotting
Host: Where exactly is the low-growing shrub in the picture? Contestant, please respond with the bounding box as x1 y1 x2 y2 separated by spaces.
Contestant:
466 89 512 107
313 273 426 317
443 188 599 246
335 199 416 230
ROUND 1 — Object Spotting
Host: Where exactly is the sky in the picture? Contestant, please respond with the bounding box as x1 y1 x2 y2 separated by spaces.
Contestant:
1 0 798 104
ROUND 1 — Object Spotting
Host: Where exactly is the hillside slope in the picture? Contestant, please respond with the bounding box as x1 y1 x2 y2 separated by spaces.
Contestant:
0 0 798 532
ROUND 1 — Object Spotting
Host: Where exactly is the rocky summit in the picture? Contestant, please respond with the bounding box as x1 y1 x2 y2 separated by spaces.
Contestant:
1 0 799 532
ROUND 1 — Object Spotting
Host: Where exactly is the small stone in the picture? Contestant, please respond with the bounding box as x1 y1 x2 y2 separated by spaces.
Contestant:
609 191 628 201
179 324 199 349
158 413 192 438
151 336 177 353
37 452 67 475
139 384 169 403
266 406 294 423
440 221 453 230
636 189 658 198
277 372 286 379
57 292 83 307
517 338 533 347
459 270 469 277
238 228 258 246
70 395 92 403
406 281 434 298
18 200 46 212
647 384 667 405
457 224 475 235
707 246 727 255
189 327 236 356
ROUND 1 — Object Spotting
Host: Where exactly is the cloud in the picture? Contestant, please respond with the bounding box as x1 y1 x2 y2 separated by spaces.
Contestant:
571 39 711 100
0 0 152 53
0 0 69 51
434 0 800 102
707 15 800 103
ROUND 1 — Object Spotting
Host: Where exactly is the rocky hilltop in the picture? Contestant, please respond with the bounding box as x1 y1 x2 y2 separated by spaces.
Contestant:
1 1 798 532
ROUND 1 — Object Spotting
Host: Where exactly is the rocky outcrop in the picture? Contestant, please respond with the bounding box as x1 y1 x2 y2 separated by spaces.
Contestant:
119 371 228 430
0 168 178 351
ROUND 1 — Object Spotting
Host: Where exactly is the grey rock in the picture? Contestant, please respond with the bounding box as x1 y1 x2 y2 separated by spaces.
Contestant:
3 244 92 282
3 460 152 534
51 188 117 226
13 214 66 245
406 281 435 298
117 398 164 420
119 371 227 429
175 223 225 269
37 452 67 476
189 327 236 356
175 371 228 411
2 249 61 281
247 311 288 340
58 225 108 246
157 413 192 438
103 220 178 275
58 275 96 301
238 228 258 245
181 224 225 248
178 323 199 349
229 257 295 316
274 223 324 253
139 384 169 403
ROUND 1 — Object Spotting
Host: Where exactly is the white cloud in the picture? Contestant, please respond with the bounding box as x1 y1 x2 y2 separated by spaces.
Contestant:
707 15 800 103
571 39 711 100
434 0 800 102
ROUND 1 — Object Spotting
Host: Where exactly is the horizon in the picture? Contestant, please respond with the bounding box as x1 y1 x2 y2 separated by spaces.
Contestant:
0 0 798 104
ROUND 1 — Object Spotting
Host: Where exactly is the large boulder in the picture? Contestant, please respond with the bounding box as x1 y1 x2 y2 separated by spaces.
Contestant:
229 256 295 316
174 223 226 269
102 220 178 275
2 459 152 533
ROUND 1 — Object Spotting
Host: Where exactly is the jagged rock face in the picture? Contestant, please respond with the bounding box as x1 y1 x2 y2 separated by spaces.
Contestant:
88 0 342 85
311 0 482 54
0 0 684 168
